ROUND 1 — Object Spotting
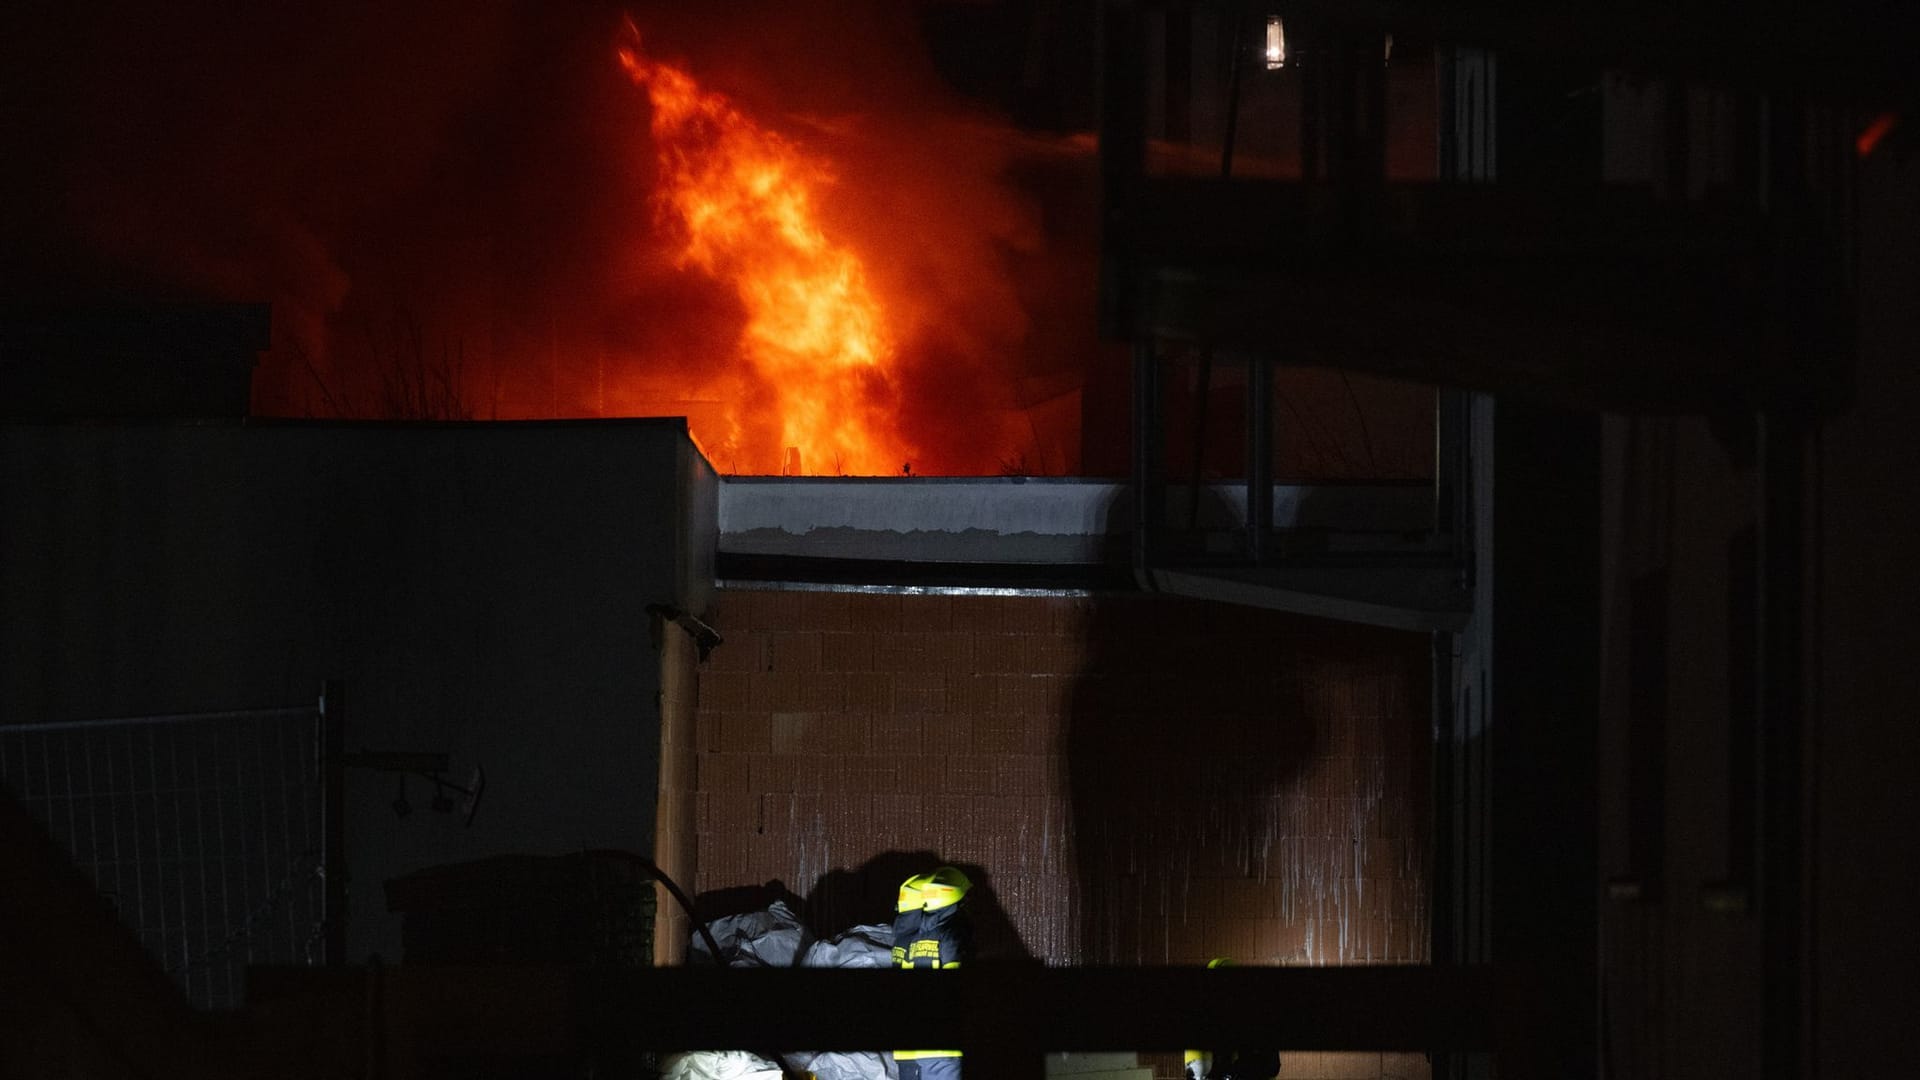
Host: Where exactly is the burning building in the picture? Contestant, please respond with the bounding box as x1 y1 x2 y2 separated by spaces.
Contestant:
4 1 1920 1079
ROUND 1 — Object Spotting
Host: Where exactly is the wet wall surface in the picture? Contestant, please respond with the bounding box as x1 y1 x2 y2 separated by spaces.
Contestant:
692 588 1432 1078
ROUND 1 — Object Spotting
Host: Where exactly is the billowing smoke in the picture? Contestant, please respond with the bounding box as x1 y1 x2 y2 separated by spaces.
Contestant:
0 1 522 384
2 0 1105 475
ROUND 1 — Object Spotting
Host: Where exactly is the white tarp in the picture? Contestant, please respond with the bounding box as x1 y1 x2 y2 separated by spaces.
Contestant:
688 905 899 1080
660 1050 784 1080
689 900 807 968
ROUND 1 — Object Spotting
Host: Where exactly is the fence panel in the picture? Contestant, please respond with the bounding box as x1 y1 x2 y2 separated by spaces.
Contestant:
0 704 324 1010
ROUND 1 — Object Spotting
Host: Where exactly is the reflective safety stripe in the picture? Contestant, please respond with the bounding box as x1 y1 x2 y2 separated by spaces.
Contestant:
894 1050 964 1059
903 938 962 968
919 867 971 910
920 887 964 911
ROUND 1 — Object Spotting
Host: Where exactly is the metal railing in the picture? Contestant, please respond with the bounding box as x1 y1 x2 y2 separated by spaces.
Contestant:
0 695 328 1009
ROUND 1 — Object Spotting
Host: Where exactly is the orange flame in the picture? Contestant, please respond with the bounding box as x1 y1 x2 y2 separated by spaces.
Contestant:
617 25 909 475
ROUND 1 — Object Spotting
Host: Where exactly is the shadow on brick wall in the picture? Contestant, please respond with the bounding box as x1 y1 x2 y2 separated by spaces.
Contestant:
809 852 1035 964
1067 594 1320 965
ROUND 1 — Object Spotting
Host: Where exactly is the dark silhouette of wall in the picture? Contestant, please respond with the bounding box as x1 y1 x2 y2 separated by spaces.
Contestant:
1 418 714 962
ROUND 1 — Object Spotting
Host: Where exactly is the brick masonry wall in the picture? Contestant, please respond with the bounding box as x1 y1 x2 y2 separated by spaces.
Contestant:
693 589 1431 1080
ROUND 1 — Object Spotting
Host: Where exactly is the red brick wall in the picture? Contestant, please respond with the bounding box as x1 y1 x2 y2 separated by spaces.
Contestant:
693 589 1431 1078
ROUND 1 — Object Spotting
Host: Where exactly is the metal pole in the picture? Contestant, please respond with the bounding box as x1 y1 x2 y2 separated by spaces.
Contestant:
1430 626 1455 963
1758 412 1807 1080
1302 17 1322 181
1188 348 1213 532
1165 1 1193 147
1221 3 1248 178
1099 0 1148 341
6 706 317 736
1247 357 1274 564
1758 88 1813 1079
319 680 347 968
1133 340 1165 585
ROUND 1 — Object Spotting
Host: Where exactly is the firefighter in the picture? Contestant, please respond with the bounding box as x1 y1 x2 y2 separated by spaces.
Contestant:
891 866 972 1080
1184 959 1281 1080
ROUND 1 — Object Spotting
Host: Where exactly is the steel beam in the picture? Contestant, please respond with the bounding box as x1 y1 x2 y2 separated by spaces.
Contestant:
320 680 347 968
1285 0 1919 110
1150 565 1470 633
1245 358 1274 565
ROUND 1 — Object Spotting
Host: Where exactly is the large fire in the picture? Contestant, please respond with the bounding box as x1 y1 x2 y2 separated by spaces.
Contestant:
616 24 910 475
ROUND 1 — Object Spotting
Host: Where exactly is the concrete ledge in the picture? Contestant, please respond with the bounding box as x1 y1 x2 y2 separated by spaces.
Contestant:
720 478 1434 565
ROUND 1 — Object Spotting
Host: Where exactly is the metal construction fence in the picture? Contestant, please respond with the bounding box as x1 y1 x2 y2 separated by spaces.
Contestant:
0 698 329 1009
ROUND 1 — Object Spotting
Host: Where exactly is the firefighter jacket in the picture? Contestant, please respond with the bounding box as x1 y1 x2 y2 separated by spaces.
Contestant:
892 868 972 1065
895 896 970 970
891 869 971 970
1184 1048 1280 1080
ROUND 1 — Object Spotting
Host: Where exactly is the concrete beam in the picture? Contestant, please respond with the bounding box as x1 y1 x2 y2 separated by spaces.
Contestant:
719 477 1435 565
